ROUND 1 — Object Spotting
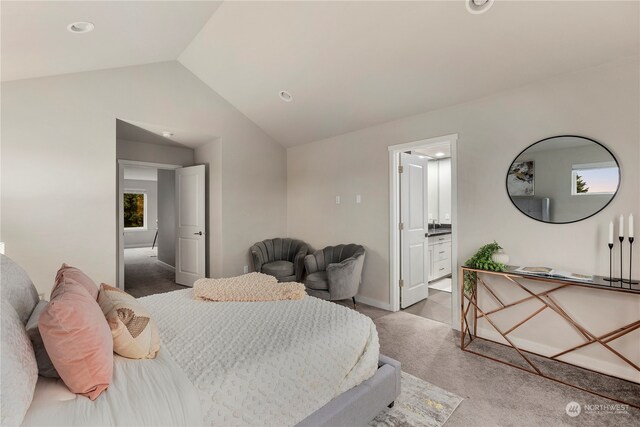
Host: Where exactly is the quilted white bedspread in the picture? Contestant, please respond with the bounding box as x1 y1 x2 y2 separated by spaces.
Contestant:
139 289 379 426
22 347 203 426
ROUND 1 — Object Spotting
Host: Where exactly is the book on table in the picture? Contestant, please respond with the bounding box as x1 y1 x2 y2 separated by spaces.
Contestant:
514 266 594 282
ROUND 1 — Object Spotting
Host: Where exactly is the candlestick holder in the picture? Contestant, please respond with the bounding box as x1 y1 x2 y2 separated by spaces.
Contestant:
621 237 639 285
602 243 619 283
619 236 624 284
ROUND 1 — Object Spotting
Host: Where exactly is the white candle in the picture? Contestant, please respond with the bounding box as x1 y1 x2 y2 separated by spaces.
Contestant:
630 214 634 239
619 214 624 238
609 221 614 244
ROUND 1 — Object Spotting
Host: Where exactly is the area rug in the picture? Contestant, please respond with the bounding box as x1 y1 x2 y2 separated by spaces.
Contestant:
369 372 463 427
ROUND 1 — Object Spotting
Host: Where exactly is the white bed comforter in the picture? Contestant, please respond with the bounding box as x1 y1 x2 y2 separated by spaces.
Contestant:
139 289 380 426
22 347 203 426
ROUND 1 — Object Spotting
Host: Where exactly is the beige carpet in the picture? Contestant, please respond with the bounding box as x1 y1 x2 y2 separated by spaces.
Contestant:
401 290 452 325
373 311 639 427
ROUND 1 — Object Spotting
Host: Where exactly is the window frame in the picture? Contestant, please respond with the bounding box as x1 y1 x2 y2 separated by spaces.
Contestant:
123 189 148 231
570 161 618 196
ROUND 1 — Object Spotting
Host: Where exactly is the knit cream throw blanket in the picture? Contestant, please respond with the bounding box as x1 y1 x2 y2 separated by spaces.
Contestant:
194 272 306 302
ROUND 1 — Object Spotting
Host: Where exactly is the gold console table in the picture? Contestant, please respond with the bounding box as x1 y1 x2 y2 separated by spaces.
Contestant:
460 266 640 408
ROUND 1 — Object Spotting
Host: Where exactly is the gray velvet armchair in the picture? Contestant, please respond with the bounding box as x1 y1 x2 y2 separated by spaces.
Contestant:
304 244 365 307
250 238 309 282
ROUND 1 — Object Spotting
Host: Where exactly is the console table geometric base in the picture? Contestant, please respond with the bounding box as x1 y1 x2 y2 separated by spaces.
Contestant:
460 266 640 409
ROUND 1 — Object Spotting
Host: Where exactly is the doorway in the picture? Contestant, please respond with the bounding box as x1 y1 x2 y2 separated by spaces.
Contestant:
117 160 207 296
119 162 178 297
389 134 459 327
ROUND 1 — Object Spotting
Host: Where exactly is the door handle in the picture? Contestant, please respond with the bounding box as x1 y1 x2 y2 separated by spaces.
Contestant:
439 251 445 254
194 231 204 236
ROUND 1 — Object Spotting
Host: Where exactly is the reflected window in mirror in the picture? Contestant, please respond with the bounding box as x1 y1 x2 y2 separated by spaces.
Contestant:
571 162 618 196
506 136 620 224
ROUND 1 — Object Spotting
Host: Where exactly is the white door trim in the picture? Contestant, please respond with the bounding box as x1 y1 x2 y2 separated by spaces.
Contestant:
388 134 460 330
117 159 183 289
118 160 182 170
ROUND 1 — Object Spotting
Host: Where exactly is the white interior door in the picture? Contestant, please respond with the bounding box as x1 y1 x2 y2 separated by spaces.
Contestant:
400 153 429 308
118 163 125 289
175 165 206 286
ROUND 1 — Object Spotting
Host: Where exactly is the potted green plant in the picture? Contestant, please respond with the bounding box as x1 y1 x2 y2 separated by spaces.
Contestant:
463 241 507 295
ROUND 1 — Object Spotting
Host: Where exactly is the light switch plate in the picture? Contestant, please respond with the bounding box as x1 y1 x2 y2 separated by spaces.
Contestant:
356 194 362 204
243 265 249 274
336 196 341 205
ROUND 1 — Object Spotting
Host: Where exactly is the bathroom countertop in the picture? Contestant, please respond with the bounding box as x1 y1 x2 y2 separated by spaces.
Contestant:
426 229 452 237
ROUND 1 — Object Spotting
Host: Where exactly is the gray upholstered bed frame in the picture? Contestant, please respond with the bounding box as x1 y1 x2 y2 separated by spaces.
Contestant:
297 354 401 426
1 254 401 427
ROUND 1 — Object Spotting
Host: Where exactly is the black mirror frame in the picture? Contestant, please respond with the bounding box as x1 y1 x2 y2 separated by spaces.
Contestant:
506 135 621 225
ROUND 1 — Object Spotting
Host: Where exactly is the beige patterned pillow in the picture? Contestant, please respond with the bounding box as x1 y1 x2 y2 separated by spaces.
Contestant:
98 284 160 359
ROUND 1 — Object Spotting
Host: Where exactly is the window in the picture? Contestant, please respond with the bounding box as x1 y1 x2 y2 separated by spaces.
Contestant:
123 191 147 230
571 162 618 196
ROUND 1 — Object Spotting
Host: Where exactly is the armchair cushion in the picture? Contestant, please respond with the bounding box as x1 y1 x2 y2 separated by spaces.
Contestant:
327 257 359 285
303 244 365 302
250 238 310 281
262 261 294 278
305 271 328 291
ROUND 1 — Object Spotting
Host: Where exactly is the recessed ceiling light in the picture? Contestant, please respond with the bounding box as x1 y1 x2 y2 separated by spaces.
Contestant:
435 152 445 157
162 131 174 138
466 0 494 14
67 22 95 34
278 90 293 102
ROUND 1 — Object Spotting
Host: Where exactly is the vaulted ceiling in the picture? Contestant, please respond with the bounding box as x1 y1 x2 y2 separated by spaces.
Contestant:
0 1 221 81
2 1 638 147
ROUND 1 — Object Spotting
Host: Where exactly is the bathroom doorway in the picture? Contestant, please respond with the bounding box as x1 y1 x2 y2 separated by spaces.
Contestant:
388 134 458 326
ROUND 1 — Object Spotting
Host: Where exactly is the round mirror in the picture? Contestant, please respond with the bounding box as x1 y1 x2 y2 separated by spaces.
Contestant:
506 135 620 224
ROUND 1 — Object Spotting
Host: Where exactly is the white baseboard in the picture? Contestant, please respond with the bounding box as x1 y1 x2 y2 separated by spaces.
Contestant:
157 260 175 272
355 295 393 311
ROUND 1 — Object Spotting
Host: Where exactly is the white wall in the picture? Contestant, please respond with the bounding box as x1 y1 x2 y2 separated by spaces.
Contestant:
123 179 158 248
437 158 452 225
287 58 639 307
1 61 287 295
427 160 439 223
117 138 195 166
426 158 452 225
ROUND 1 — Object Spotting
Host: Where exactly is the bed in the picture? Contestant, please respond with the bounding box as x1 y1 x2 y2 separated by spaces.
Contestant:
1 254 400 426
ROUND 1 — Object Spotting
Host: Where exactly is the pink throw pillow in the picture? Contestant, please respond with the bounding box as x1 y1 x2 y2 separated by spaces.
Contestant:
52 263 99 300
39 276 113 400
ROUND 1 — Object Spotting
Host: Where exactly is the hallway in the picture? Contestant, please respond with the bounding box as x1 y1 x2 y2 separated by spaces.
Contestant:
124 247 187 298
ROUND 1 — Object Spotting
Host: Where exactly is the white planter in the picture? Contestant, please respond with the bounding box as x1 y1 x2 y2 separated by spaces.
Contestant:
492 249 510 265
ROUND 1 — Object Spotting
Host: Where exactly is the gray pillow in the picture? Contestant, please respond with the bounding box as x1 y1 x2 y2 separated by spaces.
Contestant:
25 301 59 378
1 254 40 325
